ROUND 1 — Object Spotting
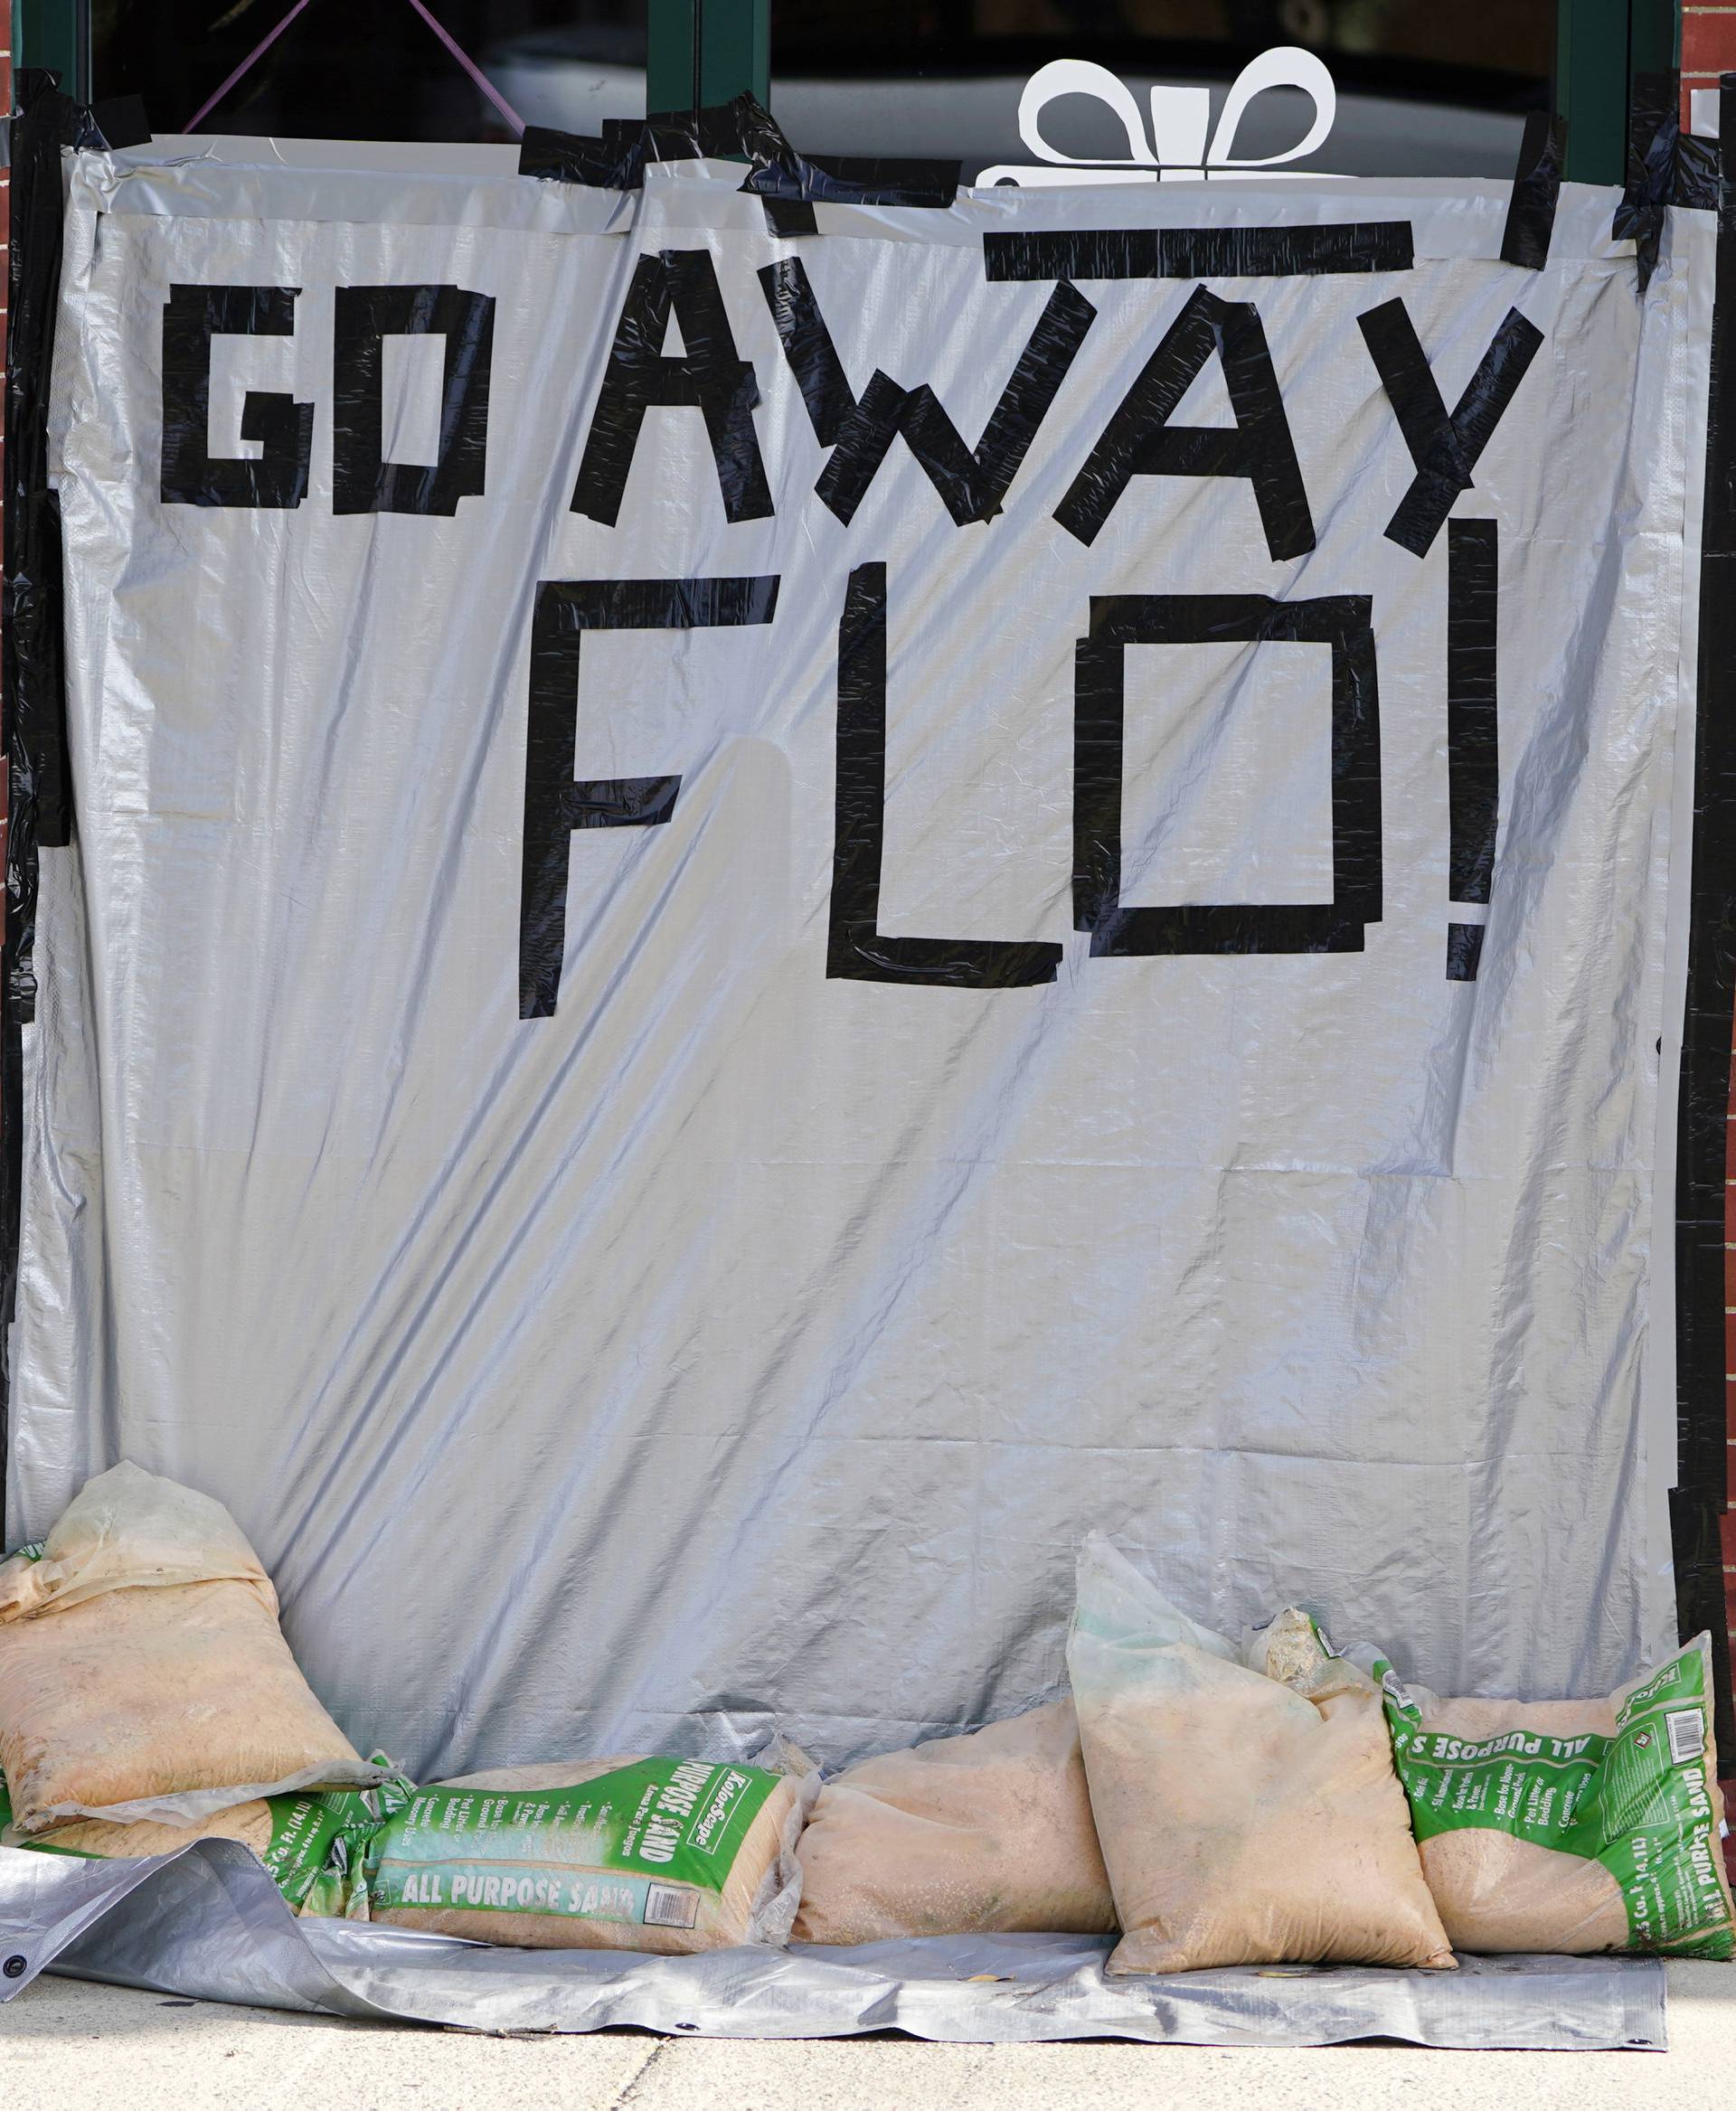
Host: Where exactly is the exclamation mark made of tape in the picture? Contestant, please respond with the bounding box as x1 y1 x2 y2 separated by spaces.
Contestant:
1447 519 1498 980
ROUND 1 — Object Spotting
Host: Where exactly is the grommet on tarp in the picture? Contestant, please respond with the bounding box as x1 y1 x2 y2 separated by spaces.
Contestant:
1499 111 1564 270
1613 71 1680 293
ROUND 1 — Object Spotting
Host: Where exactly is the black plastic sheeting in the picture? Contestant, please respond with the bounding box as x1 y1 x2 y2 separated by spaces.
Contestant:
1674 73 1736 1768
1618 73 1687 295
1 75 146 1526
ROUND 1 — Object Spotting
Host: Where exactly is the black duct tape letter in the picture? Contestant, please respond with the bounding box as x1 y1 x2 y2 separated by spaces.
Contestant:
984 223 1413 281
828 563 1061 988
1445 922 1486 981
1357 298 1543 559
1447 519 1499 908
519 577 780 1020
758 258 857 445
1056 286 1313 557
160 286 313 509
1444 519 1499 984
756 259 1094 525
1501 111 1566 271
333 285 495 517
1673 69 1736 1761
1073 595 1382 955
572 251 773 527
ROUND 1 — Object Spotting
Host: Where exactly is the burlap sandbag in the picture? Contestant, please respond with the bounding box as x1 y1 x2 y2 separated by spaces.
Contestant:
361 1755 812 1954
1378 1637 1735 1956
14 1802 278 1860
0 1463 383 1833
1069 1535 1454 1975
793 1701 1116 1943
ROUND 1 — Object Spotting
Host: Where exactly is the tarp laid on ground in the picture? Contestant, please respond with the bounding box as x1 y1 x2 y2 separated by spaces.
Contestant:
1 119 1721 1781
0 1840 1670 2049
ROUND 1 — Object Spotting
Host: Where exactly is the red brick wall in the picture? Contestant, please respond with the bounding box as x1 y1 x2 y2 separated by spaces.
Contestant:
1684 5 1736 127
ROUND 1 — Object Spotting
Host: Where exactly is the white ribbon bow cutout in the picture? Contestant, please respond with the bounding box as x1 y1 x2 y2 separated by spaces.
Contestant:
978 46 1338 188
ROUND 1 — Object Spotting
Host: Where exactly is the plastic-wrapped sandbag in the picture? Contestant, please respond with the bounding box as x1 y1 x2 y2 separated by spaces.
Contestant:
792 1700 1116 1944
0 1463 388 1832
1375 1635 1735 1957
0 1764 410 1913
353 1752 816 1953
1068 1534 1454 1974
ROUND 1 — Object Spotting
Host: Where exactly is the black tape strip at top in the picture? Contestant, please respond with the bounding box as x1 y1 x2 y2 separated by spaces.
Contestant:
519 90 960 214
744 152 960 210
984 223 1413 281
519 101 761 190
519 125 637 189
88 94 151 149
1500 111 1565 270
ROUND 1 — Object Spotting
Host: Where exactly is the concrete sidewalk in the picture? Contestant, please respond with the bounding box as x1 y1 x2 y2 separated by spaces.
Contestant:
4 1964 1735 2111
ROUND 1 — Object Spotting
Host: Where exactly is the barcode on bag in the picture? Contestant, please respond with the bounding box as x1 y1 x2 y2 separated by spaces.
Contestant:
1665 1709 1705 1765
643 1883 700 1930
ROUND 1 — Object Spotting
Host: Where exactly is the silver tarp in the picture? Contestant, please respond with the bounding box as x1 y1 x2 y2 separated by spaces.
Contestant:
0 1842 1668 2048
5 145 1710 1790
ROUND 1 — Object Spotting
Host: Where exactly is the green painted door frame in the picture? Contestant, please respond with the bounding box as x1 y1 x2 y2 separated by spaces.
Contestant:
12 1 769 123
1557 0 1678 183
15 0 87 99
647 0 769 115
